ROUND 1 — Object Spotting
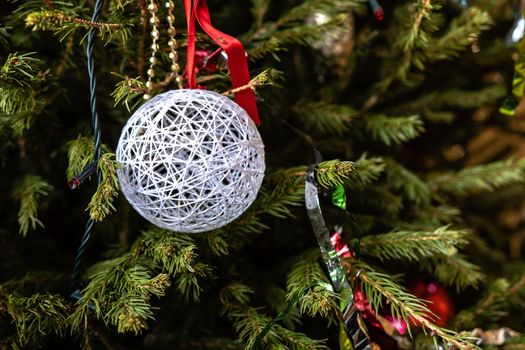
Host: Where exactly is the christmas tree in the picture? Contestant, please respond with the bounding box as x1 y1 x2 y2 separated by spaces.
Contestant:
1 0 525 349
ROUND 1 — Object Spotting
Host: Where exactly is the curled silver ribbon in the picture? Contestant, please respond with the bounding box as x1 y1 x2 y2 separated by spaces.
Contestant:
305 164 371 350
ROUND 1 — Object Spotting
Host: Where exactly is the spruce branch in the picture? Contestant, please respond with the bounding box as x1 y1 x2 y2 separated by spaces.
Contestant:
286 257 340 323
140 228 198 275
250 0 272 32
424 254 485 291
316 160 355 189
106 270 170 335
66 135 95 179
264 285 301 329
385 158 431 205
365 114 424 146
453 273 525 329
0 52 43 115
222 69 283 96
453 278 510 329
87 153 120 222
355 262 478 349
350 186 403 216
429 159 525 197
70 255 171 335
173 262 212 301
294 101 356 135
247 0 363 60
25 10 122 30
249 17 348 61
111 75 146 111
0 292 70 349
0 26 9 47
401 0 435 52
220 282 328 350
69 226 207 333
346 154 385 189
355 261 433 332
377 1 438 88
394 85 507 113
424 8 492 62
358 226 468 262
13 175 52 236
24 9 132 43
220 283 255 307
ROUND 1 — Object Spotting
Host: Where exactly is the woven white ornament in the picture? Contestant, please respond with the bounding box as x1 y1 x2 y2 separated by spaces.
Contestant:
116 89 265 233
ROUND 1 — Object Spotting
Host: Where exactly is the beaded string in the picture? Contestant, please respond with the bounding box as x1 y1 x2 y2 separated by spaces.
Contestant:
145 0 159 100
145 0 183 99
166 0 183 89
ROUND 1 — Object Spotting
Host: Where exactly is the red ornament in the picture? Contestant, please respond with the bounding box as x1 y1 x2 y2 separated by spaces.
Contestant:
383 314 408 335
409 279 454 327
194 49 221 73
330 228 352 258
182 49 224 89
374 9 385 21
355 285 383 330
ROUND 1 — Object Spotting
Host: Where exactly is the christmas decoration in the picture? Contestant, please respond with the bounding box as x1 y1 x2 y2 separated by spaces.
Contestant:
506 0 525 45
501 1 525 115
306 10 355 81
305 163 371 350
332 184 347 210
470 328 521 345
69 0 105 294
368 0 385 21
409 279 454 327
7 1 525 349
330 226 352 258
194 49 223 73
450 0 468 8
144 0 183 99
306 11 355 59
116 89 265 233
354 286 383 330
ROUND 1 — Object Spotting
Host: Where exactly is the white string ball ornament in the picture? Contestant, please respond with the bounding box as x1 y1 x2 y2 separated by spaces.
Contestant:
116 89 265 233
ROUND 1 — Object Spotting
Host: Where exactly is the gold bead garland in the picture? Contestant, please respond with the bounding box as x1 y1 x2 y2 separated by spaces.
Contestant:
166 0 183 89
144 0 183 99
145 0 159 100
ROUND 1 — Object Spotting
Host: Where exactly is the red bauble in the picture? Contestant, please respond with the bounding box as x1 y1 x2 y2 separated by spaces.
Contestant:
193 49 220 73
355 285 383 329
182 49 224 88
409 279 454 327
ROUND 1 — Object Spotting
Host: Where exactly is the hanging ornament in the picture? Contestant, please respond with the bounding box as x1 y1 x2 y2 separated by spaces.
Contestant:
306 11 355 59
368 0 385 21
330 226 352 258
449 0 468 9
144 0 183 100
306 10 355 82
194 49 224 73
116 89 265 233
305 161 372 350
501 0 525 115
408 279 454 327
506 0 525 45
470 328 521 346
329 226 411 344
332 184 347 210
116 0 264 233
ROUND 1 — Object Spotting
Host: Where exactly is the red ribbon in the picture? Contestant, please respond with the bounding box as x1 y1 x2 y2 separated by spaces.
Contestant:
184 0 261 126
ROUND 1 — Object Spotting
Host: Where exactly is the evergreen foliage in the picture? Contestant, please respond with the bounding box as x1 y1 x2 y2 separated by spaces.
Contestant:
0 0 524 349
13 175 52 236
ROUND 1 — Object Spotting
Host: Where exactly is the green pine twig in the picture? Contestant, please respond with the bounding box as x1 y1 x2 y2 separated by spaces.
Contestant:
13 175 52 236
